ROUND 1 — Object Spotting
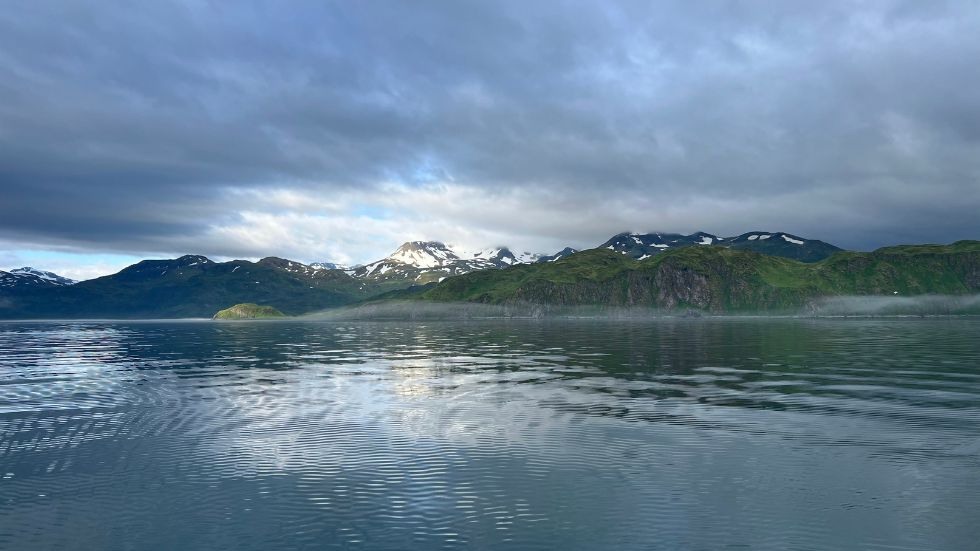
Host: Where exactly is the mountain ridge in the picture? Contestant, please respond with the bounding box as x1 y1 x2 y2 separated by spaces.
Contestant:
0 267 77 291
0 255 364 319
4 231 975 319
344 241 578 285
600 231 841 262
406 240 980 313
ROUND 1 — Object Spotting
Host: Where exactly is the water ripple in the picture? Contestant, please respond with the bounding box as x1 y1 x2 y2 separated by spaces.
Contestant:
1 318 979 550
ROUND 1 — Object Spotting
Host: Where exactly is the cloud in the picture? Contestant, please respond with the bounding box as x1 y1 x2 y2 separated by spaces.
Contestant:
1 0 978 268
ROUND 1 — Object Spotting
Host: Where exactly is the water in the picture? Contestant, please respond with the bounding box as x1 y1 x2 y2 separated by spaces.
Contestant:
1 319 978 550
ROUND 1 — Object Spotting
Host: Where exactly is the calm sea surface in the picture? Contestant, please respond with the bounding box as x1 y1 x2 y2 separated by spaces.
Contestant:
1 319 978 550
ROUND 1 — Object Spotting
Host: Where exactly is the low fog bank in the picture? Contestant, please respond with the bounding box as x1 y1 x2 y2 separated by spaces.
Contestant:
302 301 680 321
303 296 980 320
808 295 980 316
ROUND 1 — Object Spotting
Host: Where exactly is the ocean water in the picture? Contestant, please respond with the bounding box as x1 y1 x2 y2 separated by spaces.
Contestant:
1 318 978 550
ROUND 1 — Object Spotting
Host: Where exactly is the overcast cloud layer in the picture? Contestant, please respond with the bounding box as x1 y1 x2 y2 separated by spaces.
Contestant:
2 0 979 271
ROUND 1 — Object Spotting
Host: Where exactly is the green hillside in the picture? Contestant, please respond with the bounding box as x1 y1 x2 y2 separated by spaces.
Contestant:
407 241 980 313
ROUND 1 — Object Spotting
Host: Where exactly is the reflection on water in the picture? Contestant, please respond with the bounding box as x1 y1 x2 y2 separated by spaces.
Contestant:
1 319 979 550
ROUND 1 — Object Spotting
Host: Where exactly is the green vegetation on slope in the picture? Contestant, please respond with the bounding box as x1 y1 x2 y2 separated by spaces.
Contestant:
213 303 286 319
408 241 980 313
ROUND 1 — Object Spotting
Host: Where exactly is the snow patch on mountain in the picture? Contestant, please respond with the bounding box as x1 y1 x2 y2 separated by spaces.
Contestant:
388 241 459 268
310 262 350 271
600 231 840 262
6 267 76 286
349 241 574 283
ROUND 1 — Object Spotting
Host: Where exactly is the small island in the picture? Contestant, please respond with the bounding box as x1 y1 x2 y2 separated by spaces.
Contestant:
213 303 286 320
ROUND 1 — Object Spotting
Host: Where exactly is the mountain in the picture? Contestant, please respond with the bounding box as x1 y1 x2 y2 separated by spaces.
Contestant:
725 232 842 262
0 255 373 319
341 230 836 291
5 233 973 319
310 262 351 271
397 241 980 313
347 241 569 286
600 232 719 259
599 231 841 262
536 247 579 263
0 267 76 291
10 267 77 285
346 241 462 285
0 241 574 318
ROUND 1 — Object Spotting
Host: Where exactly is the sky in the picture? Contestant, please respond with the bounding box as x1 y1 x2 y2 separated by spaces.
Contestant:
2 1 979 280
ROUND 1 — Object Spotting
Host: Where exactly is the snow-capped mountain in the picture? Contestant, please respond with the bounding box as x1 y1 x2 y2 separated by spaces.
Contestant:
601 232 722 259
0 267 76 290
599 231 841 262
349 241 574 284
113 255 215 281
724 231 843 262
257 257 331 277
310 262 351 271
465 246 564 265
536 247 579 263
111 254 364 291
349 241 477 283
10 267 76 285
0 231 843 315
0 254 374 319
387 241 459 268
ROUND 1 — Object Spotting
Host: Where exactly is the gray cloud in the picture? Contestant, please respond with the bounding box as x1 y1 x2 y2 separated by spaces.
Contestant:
1 0 978 264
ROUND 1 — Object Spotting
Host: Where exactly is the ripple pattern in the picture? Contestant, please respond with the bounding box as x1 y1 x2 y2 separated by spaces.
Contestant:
1 319 979 550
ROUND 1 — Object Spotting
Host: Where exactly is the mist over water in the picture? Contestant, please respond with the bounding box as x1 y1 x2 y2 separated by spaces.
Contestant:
303 301 674 320
306 295 980 320
810 294 980 316
1 318 979 550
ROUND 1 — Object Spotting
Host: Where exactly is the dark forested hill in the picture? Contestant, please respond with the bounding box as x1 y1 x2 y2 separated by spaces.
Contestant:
0 255 371 318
